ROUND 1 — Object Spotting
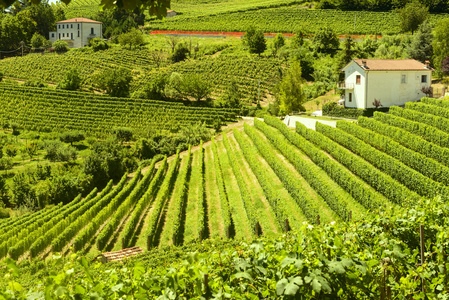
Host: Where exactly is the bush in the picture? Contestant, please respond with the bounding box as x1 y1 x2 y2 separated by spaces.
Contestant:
0 207 9 219
88 38 109 51
57 68 82 91
172 43 190 62
31 33 46 49
322 101 389 118
23 80 47 88
53 40 69 53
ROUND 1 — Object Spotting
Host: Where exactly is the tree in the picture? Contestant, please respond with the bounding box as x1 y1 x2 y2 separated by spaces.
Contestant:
182 74 212 101
442 56 449 75
94 68 132 97
53 39 68 53
171 42 190 62
276 60 306 114
312 27 339 55
118 28 144 49
407 21 433 63
218 79 242 108
112 127 133 142
151 49 166 68
57 68 82 91
30 32 45 48
88 37 109 51
399 0 428 34
142 73 168 100
273 33 285 54
0 71 3 82
5 145 17 158
59 131 85 145
291 29 305 49
433 18 449 76
243 27 267 56
341 35 355 65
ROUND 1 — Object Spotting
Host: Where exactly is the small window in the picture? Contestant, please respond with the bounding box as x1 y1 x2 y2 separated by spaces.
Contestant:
78 31 80 37
58 24 60 29
422 75 427 83
78 24 80 29
401 74 407 84
71 24 73 28
63 33 65 37
51 33 54 38
349 93 352 102
356 75 361 84
59 33 61 39
71 32 73 39
62 24 65 29
91 28 94 35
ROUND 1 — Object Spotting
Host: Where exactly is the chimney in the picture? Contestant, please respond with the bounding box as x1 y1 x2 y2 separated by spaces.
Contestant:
362 60 367 68
425 60 430 69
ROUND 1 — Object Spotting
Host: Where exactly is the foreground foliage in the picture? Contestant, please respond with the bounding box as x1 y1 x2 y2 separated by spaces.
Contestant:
1 197 447 299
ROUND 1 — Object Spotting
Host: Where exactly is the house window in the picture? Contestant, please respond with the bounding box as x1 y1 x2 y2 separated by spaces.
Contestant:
71 24 73 28
58 24 60 29
78 31 80 37
401 74 407 84
422 75 427 83
71 33 73 39
63 33 65 37
62 24 65 29
59 33 60 39
356 75 361 84
51 33 54 38
78 24 80 29
348 93 352 102
91 28 94 35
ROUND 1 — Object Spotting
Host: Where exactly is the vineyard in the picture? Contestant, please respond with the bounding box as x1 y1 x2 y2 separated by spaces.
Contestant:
147 7 449 35
0 84 238 136
4 98 449 264
0 47 283 102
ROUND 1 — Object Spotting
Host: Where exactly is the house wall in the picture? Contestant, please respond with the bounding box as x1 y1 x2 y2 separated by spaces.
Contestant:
366 71 431 108
344 63 366 109
50 22 102 48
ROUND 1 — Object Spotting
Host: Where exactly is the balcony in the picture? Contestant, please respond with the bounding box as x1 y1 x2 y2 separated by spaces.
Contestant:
337 82 354 90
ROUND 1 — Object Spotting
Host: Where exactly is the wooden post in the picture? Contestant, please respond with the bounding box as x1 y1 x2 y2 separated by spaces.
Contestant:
172 234 176 246
317 214 320 225
420 224 425 294
284 219 289 232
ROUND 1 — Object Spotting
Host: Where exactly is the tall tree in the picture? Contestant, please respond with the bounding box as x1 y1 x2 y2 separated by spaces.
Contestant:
312 27 339 55
243 26 267 56
432 18 449 76
399 0 428 34
276 60 305 114
407 21 433 63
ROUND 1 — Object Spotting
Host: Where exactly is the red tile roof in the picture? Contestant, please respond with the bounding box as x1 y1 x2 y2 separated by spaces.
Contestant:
352 59 432 71
57 18 102 24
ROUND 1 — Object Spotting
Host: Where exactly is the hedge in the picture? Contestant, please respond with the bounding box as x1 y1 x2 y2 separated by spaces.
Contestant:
322 102 389 119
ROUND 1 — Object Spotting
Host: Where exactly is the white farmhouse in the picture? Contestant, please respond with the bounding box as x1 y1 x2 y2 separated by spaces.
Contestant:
338 59 433 109
49 18 103 48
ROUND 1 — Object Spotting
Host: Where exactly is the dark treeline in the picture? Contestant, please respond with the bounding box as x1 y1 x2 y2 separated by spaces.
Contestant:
317 0 449 12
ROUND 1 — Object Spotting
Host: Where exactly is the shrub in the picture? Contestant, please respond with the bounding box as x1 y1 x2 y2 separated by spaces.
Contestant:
0 207 9 219
88 38 109 51
322 101 389 118
53 40 69 53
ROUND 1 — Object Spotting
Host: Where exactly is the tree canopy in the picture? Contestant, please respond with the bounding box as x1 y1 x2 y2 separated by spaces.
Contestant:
399 0 428 34
276 60 306 114
0 0 170 18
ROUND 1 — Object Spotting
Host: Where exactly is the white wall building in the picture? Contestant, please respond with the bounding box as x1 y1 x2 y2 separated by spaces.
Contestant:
339 59 433 109
49 18 103 48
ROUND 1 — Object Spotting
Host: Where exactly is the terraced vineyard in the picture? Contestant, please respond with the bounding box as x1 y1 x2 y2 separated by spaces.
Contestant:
0 84 238 136
148 7 449 35
4 98 449 261
0 50 283 102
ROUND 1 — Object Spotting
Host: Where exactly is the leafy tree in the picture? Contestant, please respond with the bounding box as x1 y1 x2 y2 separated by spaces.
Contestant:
341 35 355 65
88 37 109 51
44 140 77 162
30 32 45 48
243 27 267 56
407 21 433 63
312 27 339 55
59 131 85 145
0 71 3 82
53 5 65 22
118 28 144 49
273 33 285 54
171 42 190 62
112 127 133 142
399 0 428 34
442 56 449 75
433 18 449 75
5 144 17 158
24 142 38 160
57 68 82 91
276 60 306 114
291 29 305 49
53 39 68 53
140 73 168 100
94 67 132 97
182 74 212 101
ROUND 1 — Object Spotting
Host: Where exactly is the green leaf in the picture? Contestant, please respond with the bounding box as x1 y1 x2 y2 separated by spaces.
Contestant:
328 261 345 274
311 279 322 293
276 278 288 295
284 282 300 296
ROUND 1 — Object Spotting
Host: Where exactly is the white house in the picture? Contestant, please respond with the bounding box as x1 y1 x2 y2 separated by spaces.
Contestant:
338 59 433 109
49 18 103 48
